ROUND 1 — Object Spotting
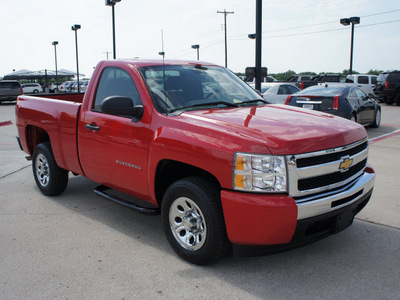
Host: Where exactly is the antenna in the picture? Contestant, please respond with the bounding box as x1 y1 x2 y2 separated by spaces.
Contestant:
158 29 165 60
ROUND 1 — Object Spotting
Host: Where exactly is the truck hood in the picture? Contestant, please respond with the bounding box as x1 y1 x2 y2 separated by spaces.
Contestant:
183 104 367 155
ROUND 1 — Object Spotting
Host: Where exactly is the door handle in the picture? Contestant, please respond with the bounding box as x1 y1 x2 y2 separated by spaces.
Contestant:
85 123 100 131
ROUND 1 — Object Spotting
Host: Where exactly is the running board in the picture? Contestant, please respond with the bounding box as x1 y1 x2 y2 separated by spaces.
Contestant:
94 185 160 215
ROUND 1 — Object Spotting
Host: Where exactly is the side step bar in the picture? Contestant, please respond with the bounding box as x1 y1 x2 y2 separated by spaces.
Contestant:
94 185 160 215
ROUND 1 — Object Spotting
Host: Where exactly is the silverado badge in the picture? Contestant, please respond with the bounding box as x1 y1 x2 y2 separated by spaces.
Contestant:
339 156 353 172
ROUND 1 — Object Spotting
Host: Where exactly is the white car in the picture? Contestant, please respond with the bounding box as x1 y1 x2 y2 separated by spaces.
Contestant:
346 74 377 97
250 83 300 104
21 83 43 94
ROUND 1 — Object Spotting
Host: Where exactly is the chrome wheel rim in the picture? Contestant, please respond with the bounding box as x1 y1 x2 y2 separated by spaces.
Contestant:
375 110 381 126
35 153 50 187
169 197 207 251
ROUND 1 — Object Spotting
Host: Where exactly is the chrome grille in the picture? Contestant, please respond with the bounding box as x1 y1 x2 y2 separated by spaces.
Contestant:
286 138 369 197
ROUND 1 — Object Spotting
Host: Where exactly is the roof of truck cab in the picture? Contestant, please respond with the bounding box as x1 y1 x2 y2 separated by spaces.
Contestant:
99 59 220 68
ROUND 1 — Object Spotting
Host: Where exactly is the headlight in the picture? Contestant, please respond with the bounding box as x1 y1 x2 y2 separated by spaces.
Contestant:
233 152 287 193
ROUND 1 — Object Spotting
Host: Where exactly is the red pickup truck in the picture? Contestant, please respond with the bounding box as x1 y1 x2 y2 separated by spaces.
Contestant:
16 59 375 265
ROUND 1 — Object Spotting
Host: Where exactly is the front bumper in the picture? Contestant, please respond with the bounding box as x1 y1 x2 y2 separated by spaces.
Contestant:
221 168 375 247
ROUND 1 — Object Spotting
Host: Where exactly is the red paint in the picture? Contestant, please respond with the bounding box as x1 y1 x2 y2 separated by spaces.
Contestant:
0 120 12 127
15 59 373 246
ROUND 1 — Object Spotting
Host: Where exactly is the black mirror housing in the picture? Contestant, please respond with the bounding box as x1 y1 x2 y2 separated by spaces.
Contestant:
101 96 144 122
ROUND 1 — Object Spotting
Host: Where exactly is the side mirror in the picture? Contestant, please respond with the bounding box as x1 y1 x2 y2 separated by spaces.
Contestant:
101 96 144 122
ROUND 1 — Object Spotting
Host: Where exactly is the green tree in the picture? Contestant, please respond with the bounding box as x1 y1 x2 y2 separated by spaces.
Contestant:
299 71 317 76
342 69 360 76
366 69 383 75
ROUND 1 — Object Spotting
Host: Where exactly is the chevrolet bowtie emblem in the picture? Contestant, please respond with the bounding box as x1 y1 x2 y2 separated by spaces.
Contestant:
339 157 353 172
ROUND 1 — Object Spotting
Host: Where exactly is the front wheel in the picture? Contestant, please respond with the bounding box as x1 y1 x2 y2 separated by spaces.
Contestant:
161 177 230 265
32 142 68 195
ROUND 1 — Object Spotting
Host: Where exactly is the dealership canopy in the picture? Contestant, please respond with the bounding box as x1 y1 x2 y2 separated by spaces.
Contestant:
3 69 84 81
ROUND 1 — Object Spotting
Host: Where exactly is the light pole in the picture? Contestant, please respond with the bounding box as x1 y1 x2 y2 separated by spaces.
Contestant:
106 0 121 59
71 24 81 93
217 9 234 68
52 41 59 90
340 17 360 75
191 44 200 60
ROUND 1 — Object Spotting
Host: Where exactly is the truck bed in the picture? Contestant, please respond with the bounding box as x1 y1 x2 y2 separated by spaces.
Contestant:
16 93 84 175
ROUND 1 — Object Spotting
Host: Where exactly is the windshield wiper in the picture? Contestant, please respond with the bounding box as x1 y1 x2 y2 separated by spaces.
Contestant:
238 99 268 106
168 101 239 113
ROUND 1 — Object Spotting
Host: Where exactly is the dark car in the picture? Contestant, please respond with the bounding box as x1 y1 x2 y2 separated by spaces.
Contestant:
0 80 23 103
285 84 381 128
373 70 400 105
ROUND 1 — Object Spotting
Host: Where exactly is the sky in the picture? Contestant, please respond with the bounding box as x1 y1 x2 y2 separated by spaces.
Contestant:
1 0 399 79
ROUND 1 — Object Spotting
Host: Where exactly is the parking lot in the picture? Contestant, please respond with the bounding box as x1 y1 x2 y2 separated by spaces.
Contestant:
1 102 399 299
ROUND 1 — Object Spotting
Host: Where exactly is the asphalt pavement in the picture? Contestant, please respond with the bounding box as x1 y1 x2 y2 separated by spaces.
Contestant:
0 101 399 299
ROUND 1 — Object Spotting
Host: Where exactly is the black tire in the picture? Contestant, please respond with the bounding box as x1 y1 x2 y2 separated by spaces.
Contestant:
370 108 381 128
161 177 230 265
384 97 394 105
394 92 400 106
33 89 39 94
32 142 68 196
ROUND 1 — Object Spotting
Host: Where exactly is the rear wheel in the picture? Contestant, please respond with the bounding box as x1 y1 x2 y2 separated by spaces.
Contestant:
32 142 68 196
394 92 400 106
161 177 230 265
370 108 381 128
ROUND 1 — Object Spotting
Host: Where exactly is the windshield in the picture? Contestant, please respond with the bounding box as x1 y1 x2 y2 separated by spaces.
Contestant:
139 64 263 114
297 85 345 97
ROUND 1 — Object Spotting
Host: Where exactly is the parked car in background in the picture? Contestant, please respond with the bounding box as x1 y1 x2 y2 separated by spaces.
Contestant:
58 82 68 93
285 84 381 128
373 70 400 105
250 82 300 104
346 74 377 97
244 76 276 84
81 80 90 93
21 83 43 94
73 80 88 93
65 81 76 93
0 80 23 103
298 74 346 90
285 75 313 83
49 83 62 93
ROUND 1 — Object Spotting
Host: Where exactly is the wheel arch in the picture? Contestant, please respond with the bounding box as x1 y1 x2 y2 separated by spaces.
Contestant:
25 125 50 155
154 159 221 207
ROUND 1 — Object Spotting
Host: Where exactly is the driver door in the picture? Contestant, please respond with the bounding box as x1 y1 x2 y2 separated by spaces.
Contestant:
78 67 151 199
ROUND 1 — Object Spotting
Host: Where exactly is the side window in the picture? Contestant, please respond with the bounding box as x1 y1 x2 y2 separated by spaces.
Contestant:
287 85 299 94
371 76 377 84
349 88 357 97
357 76 368 84
93 67 142 111
355 88 367 100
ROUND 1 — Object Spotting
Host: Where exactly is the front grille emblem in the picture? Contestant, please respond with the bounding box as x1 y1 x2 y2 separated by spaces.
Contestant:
339 156 353 172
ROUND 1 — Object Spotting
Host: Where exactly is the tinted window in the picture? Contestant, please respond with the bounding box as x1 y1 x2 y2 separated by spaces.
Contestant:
287 85 300 94
297 85 345 96
278 85 298 95
139 65 261 113
357 76 368 84
354 88 367 99
94 67 142 111
371 76 377 84
0 81 21 89
377 73 389 83
388 72 400 81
